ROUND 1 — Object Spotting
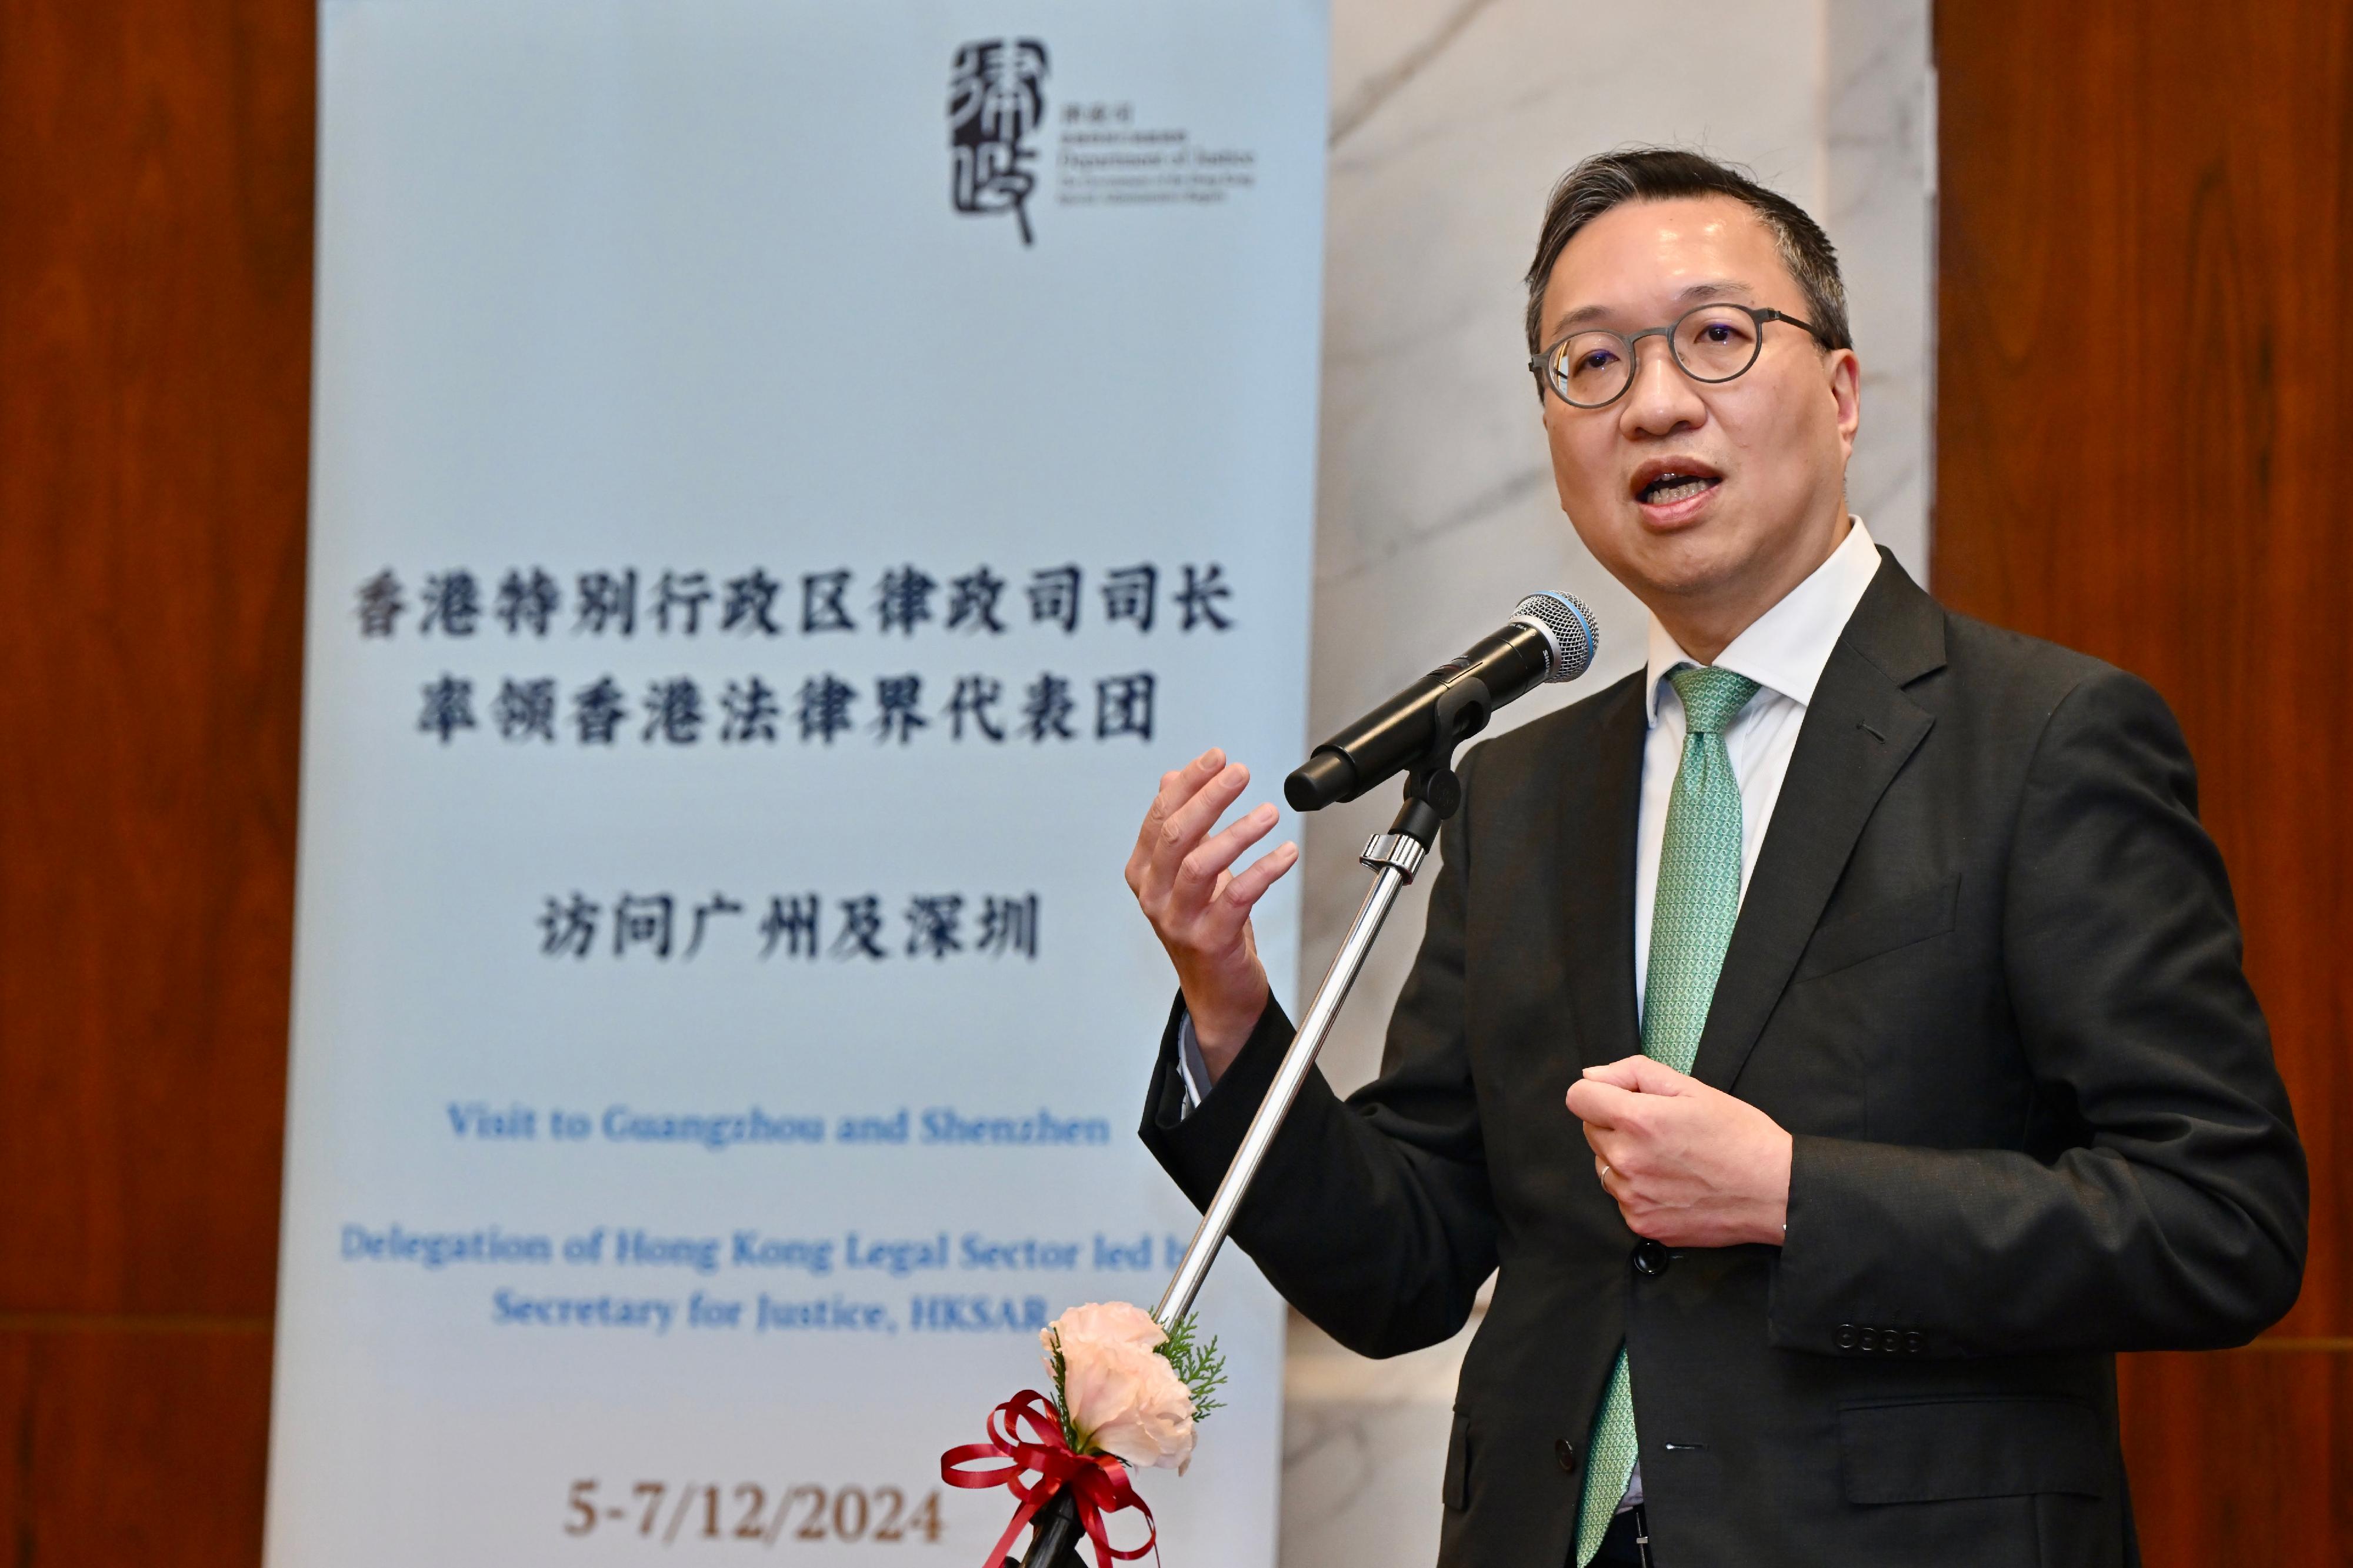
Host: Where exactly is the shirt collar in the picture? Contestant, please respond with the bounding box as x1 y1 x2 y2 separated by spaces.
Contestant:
1643 516 1884 726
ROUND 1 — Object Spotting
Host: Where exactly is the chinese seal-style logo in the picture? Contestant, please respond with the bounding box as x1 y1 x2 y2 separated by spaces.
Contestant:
948 38 1049 246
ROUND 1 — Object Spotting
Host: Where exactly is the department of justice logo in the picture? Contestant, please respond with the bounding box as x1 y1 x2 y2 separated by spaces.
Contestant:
948 38 1049 245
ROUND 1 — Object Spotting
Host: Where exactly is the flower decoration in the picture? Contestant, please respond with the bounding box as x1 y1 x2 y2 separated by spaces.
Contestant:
942 1301 1228 1566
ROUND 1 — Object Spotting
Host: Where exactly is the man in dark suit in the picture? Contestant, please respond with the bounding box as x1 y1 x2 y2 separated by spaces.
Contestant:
1121 148 2307 1566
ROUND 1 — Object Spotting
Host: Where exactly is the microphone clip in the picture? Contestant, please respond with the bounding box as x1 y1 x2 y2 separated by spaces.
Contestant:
1383 678 1485 856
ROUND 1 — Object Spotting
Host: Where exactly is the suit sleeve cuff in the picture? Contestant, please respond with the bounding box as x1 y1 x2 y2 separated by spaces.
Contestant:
1137 991 1295 1208
1768 1133 1957 1359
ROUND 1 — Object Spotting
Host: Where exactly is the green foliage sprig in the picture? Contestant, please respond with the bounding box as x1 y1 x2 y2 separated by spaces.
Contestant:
1156 1313 1227 1424
1044 1327 1085 1452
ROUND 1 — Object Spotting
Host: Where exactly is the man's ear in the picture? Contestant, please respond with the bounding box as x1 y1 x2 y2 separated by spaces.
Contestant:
1827 347 1862 463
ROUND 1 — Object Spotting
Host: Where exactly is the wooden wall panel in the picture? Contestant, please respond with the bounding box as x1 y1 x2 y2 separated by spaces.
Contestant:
1935 0 2352 1559
0 0 312 1559
0 0 311 1320
0 1329 275 1567
2117 1351 2353 1564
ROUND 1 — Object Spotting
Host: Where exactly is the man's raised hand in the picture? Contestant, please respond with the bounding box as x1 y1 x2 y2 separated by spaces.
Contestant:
1124 748 1300 1084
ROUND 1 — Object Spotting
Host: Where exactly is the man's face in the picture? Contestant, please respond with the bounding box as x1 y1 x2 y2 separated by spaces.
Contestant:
1535 196 1860 616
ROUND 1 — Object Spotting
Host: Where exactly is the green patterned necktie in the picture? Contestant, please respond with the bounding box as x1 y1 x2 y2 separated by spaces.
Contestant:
1575 663 1761 1566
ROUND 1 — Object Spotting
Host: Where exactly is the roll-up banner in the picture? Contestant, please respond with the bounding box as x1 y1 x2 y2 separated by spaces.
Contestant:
267 4 1325 1562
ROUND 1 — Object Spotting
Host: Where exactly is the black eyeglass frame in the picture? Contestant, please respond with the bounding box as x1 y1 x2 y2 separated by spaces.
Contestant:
1527 303 1829 408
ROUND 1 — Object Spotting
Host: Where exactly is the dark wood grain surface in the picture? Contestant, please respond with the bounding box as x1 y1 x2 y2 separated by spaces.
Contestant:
0 1329 275 1566
1935 0 2351 1559
0 0 311 1322
2115 1350 2353 1563
0 0 311 1558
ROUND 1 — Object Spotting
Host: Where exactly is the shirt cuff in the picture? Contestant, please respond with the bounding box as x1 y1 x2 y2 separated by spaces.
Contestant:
1174 1013 1212 1116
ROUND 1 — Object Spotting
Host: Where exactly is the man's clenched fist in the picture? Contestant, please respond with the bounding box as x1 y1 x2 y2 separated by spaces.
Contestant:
1567 1056 1794 1249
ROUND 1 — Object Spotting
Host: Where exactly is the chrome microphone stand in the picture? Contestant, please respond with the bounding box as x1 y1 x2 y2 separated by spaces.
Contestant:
1012 748 1466 1568
1147 766 1457 1332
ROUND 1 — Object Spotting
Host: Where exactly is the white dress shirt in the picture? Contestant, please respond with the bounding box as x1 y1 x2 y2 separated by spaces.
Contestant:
1633 516 1882 1013
1175 518 1884 1514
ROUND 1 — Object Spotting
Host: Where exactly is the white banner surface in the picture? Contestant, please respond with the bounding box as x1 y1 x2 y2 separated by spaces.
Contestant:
268 4 1325 1562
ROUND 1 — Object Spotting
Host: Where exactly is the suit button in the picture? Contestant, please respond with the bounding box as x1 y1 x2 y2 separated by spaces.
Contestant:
1555 1437 1579 1473
1905 1330 1927 1356
1631 1240 1671 1277
1834 1323 1857 1351
1856 1326 1878 1352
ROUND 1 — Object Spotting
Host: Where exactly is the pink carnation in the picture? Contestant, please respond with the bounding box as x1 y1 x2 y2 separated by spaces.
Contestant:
1045 1301 1166 1356
1043 1303 1196 1474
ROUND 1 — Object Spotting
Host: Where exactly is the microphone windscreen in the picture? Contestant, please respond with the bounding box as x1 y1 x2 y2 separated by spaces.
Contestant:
1511 591 1599 682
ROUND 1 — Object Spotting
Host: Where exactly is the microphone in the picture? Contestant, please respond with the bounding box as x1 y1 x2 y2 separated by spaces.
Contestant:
1284 591 1598 812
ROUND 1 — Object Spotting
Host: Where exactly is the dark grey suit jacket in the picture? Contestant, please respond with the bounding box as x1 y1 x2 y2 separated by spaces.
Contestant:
1139 555 2306 1567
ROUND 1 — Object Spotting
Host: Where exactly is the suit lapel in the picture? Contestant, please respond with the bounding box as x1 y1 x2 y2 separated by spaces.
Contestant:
1559 674 1647 1070
1689 555 1947 1093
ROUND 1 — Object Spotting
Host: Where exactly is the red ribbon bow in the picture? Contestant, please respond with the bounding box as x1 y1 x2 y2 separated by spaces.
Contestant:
941 1389 1159 1568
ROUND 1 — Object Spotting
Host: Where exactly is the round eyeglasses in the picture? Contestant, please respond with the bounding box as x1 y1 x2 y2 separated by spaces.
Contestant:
1528 302 1829 408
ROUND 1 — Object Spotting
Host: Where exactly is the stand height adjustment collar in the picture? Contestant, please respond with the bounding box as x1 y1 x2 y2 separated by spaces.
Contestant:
1360 832 1428 880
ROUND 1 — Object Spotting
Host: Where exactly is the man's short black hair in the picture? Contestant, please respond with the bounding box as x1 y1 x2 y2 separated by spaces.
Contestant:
1523 146 1853 361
